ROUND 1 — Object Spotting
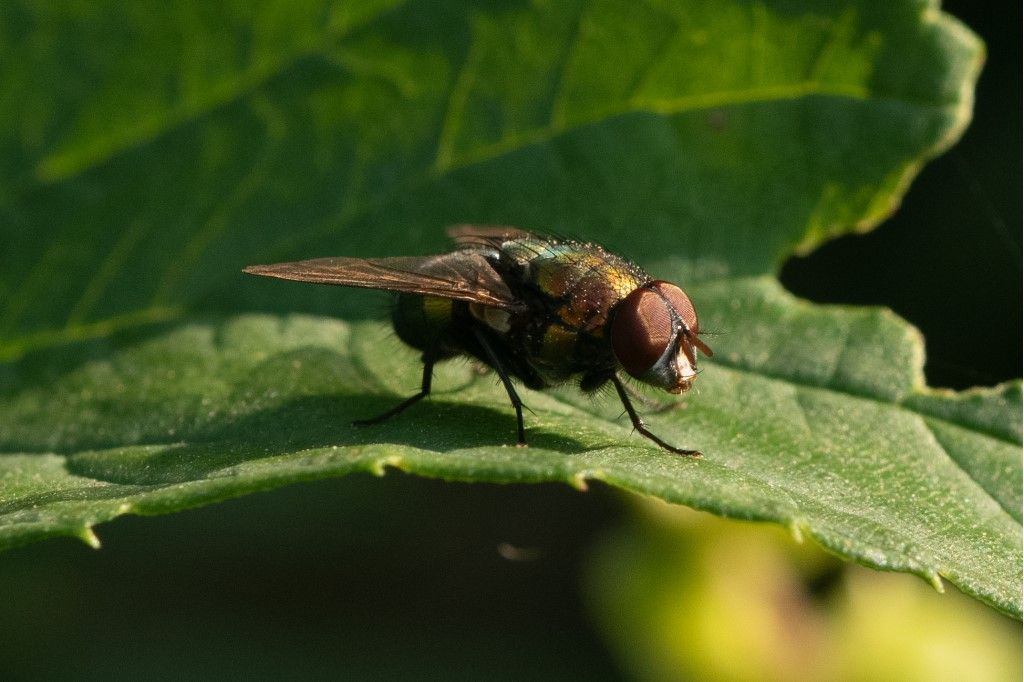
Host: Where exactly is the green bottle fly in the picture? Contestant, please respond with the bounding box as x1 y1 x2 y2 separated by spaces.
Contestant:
244 226 712 455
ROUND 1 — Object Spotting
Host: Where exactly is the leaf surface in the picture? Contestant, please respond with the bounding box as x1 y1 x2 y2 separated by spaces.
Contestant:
0 0 980 349
1 299 1019 615
2 1 1017 618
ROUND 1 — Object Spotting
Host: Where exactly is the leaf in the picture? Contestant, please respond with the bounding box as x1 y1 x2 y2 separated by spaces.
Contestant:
2 0 1018 620
1 299 1020 618
0 0 980 350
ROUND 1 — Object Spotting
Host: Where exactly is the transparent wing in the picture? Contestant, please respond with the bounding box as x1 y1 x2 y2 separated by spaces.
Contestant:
446 224 540 249
243 251 524 310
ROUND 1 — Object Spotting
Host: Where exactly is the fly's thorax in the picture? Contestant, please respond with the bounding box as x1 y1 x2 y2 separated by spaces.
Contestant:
610 281 713 394
392 293 456 351
537 323 578 363
483 237 653 385
503 238 649 332
521 320 596 386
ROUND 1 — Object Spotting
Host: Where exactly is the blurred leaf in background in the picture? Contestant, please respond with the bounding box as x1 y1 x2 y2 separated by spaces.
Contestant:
588 501 1022 682
0 0 1020 679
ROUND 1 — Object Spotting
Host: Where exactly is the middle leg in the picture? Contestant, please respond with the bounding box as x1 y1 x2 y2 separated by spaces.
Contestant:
472 327 527 446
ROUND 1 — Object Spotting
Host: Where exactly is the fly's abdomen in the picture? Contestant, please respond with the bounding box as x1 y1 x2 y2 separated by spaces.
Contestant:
391 293 457 352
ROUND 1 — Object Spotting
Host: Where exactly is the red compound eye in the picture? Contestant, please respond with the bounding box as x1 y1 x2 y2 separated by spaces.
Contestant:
651 281 712 362
653 281 698 334
611 286 675 378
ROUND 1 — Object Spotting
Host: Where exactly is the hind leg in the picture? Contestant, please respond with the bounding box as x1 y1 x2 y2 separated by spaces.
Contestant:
353 350 437 427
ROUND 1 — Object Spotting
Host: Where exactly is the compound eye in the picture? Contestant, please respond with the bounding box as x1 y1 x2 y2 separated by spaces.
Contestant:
652 281 698 334
611 287 675 378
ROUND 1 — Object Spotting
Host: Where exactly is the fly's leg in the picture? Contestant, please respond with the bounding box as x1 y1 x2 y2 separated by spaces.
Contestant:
621 382 680 413
353 350 436 427
472 327 527 446
579 374 675 413
611 375 701 457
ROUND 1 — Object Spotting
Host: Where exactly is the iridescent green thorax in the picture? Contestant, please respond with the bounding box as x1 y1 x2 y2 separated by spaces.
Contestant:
390 236 655 389
502 238 650 334
495 237 651 386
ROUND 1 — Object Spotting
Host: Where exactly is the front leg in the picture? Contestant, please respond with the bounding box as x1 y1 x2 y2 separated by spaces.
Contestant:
610 375 701 457
580 372 677 413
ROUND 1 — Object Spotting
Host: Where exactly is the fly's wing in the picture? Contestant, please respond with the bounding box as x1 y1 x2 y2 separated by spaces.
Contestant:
243 252 524 310
446 224 541 249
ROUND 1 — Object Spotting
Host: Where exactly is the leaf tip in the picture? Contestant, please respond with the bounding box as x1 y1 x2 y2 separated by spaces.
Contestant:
77 525 102 550
570 469 599 491
787 520 806 544
369 455 405 477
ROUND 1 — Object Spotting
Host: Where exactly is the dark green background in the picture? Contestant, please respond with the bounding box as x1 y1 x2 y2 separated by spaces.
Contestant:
1 2 1018 679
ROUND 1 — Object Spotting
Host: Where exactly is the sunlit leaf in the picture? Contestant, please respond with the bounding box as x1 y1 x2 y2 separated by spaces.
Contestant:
3 0 1017 619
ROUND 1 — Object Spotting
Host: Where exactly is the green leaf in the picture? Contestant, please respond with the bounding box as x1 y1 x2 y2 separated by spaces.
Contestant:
0 0 980 348
2 302 1020 617
3 0 1018 620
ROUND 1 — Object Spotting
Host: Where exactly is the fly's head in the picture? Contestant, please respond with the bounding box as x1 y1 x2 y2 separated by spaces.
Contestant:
610 281 713 394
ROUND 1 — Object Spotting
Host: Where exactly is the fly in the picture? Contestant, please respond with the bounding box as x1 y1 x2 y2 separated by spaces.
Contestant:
243 225 713 455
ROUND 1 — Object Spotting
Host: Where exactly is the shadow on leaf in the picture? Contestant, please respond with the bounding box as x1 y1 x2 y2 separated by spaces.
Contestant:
63 394 589 486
